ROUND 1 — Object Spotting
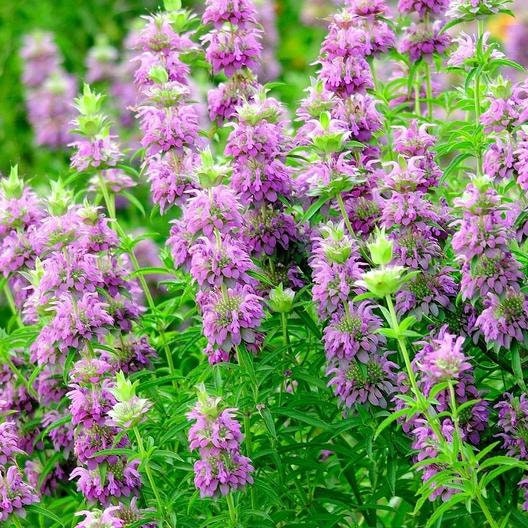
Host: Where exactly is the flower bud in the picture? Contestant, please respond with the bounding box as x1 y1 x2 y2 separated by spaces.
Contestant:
197 148 231 188
356 267 406 298
367 228 393 267
47 180 74 216
149 65 169 85
268 284 295 313
1 166 24 199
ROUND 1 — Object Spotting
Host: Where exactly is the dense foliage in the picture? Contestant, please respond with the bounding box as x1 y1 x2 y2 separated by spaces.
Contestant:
2 0 528 527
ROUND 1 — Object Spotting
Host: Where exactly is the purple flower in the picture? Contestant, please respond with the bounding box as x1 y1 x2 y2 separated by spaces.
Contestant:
137 102 201 156
482 98 516 133
85 39 118 84
0 422 23 464
188 392 254 497
394 121 436 157
189 236 256 288
327 354 399 408
208 75 259 123
70 135 122 172
42 411 74 452
0 466 39 521
460 253 522 301
400 21 451 63
448 32 503 68
483 137 515 181
332 93 382 142
514 130 528 191
70 458 141 505
476 290 528 349
193 449 254 498
75 507 124 528
231 158 291 205
202 27 262 77
146 150 198 213
137 14 192 53
391 226 443 270
319 54 374 96
243 205 298 257
203 0 257 27
396 268 457 320
348 0 388 17
323 302 384 362
397 0 449 16
199 284 264 350
74 425 129 469
0 187 44 236
417 332 471 382
99 335 157 374
188 399 244 452
67 382 116 427
26 70 76 148
185 186 243 238
495 393 528 459
30 292 113 365
21 32 61 87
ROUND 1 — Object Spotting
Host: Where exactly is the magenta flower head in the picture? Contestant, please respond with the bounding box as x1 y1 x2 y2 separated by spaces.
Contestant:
70 458 141 505
202 0 257 27
418 332 471 383
199 283 264 351
476 290 528 350
202 26 262 77
323 301 385 362
187 387 254 498
393 121 436 157
187 390 244 452
398 0 449 16
185 185 243 238
495 393 528 459
327 353 399 409
400 21 451 63
348 0 388 17
21 31 61 87
0 466 39 521
0 422 24 464
319 54 373 96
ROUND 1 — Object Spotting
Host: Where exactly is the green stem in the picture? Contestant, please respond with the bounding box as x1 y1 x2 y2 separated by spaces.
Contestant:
476 492 500 528
226 492 238 527
3 283 23 328
281 312 291 361
336 193 355 237
474 19 485 177
424 61 433 120
5 356 38 400
384 295 445 445
133 427 167 525
98 175 177 390
414 82 421 116
243 412 256 509
11 515 23 528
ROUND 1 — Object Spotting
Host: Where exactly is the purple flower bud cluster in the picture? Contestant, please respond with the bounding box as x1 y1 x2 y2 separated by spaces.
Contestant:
495 393 528 510
451 179 527 349
397 329 489 499
75 497 155 528
21 32 76 148
0 421 39 522
187 393 254 498
129 13 201 214
400 21 450 64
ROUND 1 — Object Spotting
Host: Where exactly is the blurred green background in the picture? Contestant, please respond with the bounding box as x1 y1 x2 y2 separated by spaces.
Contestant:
0 0 326 175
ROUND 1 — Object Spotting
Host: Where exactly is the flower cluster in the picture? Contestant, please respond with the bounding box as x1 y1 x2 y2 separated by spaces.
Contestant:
21 32 76 147
187 390 254 498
